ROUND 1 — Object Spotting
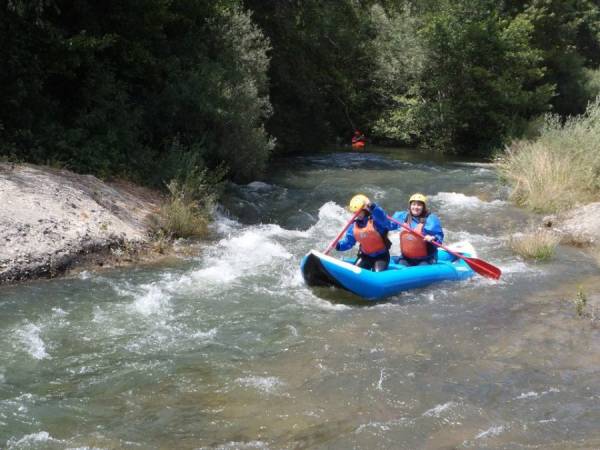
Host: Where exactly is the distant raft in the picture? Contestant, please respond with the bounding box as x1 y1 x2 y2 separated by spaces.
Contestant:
300 243 476 300
351 140 366 151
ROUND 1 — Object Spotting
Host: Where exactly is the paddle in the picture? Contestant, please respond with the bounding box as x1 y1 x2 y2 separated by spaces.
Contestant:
387 215 502 280
324 210 362 255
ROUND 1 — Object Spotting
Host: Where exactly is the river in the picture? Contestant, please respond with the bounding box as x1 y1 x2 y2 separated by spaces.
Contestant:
1 149 599 449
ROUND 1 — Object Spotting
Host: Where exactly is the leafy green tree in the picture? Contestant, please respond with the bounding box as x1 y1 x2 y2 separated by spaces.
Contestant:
369 3 426 144
421 1 554 153
244 0 378 152
518 0 600 116
1 0 273 183
370 0 554 154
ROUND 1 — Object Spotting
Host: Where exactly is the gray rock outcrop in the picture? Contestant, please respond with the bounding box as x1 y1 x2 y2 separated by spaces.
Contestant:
0 163 161 283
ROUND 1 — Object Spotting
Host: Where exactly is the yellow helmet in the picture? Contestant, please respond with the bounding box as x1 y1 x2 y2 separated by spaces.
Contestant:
348 194 370 212
409 193 427 206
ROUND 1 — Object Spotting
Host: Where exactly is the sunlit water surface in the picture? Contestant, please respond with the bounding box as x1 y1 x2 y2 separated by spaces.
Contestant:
1 150 599 449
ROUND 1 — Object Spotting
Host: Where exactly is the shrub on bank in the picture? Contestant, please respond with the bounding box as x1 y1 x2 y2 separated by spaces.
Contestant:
508 229 560 261
159 181 209 239
152 165 226 240
498 98 600 213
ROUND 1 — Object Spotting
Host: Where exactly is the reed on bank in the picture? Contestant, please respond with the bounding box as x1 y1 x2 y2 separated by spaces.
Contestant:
498 98 600 213
151 165 225 240
159 180 209 239
508 229 561 261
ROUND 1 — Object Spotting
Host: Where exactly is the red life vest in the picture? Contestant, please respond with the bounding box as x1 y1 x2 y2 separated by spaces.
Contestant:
400 220 428 259
353 219 386 255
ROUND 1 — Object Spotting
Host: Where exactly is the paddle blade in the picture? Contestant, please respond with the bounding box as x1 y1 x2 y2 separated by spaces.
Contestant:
463 256 502 280
386 213 501 280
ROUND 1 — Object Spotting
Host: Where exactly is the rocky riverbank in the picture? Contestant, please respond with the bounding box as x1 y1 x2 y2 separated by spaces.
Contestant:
0 163 165 284
543 201 600 246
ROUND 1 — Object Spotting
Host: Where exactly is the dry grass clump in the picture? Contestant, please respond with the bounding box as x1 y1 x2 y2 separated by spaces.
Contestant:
508 229 561 261
498 98 600 213
158 180 210 239
149 164 225 241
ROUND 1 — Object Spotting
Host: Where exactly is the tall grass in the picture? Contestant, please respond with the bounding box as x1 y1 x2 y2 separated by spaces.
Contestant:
508 229 561 261
498 98 600 212
159 180 209 239
153 165 226 239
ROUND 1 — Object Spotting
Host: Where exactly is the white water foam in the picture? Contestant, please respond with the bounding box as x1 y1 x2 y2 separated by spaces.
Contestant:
130 283 172 316
51 307 68 317
299 201 365 255
475 425 506 439
515 387 560 400
309 201 349 233
431 192 505 209
211 209 244 235
191 328 218 340
236 376 285 394
7 431 60 448
78 270 91 280
515 391 538 399
355 417 414 433
278 264 306 289
192 223 295 286
17 322 49 360
92 304 111 325
498 260 538 275
286 324 299 337
83 206 350 349
376 369 386 391
449 230 500 245
423 401 457 417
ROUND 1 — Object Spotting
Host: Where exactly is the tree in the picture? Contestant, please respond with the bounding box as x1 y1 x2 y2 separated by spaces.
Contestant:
244 0 378 152
1 0 273 182
370 0 554 155
519 0 600 116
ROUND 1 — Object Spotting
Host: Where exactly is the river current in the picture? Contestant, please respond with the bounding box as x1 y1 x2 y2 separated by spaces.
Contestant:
1 150 599 449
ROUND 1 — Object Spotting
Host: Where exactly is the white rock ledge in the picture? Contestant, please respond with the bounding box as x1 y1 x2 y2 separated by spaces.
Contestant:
543 202 600 246
0 163 162 283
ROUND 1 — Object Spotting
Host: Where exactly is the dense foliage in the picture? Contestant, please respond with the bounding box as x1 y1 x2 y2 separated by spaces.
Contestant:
370 0 600 153
2 0 600 184
1 0 272 183
243 0 378 153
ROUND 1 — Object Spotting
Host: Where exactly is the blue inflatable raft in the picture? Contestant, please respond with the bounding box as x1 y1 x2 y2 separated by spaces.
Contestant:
300 243 476 300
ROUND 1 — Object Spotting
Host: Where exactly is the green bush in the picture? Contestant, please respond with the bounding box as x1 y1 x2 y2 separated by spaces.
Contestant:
159 181 209 239
155 159 226 239
0 1 273 184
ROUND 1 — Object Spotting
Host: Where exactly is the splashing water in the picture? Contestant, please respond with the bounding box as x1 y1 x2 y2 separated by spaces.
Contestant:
1 150 599 448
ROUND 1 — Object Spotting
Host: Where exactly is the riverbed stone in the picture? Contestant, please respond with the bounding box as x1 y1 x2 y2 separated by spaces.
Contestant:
0 163 163 284
544 202 600 246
